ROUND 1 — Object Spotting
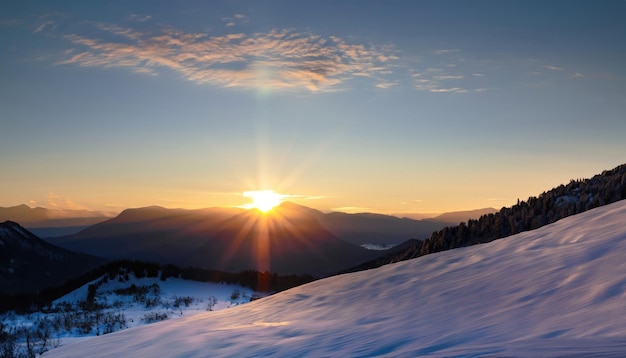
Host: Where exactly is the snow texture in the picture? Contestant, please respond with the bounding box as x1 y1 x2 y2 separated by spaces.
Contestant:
45 201 626 357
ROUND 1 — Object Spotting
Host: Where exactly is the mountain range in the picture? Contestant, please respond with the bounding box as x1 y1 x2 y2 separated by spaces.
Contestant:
46 203 382 277
42 202 495 277
0 204 113 237
0 203 494 242
0 202 495 297
316 208 495 246
4 164 624 292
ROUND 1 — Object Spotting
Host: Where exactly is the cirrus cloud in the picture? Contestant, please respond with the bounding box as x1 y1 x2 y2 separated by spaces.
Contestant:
56 23 397 92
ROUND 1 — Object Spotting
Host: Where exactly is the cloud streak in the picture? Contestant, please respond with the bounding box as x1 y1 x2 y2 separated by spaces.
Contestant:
34 20 55 33
56 23 397 92
433 49 460 55
127 14 152 22
543 65 565 71
409 50 491 94
222 14 248 27
413 70 470 93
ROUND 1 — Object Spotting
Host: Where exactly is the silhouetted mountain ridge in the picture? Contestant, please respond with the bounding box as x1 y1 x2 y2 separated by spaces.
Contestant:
43 201 498 277
0 205 112 226
49 204 382 276
0 205 113 237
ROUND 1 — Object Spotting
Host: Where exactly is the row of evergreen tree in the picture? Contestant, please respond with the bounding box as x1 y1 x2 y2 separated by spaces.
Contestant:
347 163 626 272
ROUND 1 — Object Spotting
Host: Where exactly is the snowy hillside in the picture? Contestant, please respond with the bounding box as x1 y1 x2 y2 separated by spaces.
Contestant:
1 274 260 356
45 201 626 357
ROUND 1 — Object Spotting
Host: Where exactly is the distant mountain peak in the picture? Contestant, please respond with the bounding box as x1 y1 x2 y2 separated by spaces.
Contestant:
0 205 113 231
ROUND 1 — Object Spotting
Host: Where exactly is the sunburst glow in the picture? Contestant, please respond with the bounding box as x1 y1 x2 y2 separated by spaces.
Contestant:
243 190 284 212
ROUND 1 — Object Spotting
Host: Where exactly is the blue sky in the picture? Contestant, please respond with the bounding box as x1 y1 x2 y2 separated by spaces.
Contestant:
1 1 625 215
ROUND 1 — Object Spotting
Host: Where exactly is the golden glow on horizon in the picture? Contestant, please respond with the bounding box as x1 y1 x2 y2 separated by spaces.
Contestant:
243 190 284 212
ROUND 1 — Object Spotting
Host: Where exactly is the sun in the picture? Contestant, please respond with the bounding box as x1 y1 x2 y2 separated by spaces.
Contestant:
243 190 284 212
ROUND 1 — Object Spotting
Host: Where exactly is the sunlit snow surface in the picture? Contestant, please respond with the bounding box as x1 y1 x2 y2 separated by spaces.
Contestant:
46 201 626 357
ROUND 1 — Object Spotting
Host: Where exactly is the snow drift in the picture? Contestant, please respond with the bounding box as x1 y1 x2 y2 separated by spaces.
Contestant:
45 201 626 357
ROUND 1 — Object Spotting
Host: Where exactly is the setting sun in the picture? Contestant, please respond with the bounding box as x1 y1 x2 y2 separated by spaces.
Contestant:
243 190 284 212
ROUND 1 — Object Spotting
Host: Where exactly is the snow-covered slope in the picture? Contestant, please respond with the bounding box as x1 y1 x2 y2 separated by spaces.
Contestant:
1 273 263 356
45 201 626 357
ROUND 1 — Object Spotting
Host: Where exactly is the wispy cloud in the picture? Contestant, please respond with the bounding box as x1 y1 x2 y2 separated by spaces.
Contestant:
375 82 397 89
408 49 492 94
222 14 248 27
433 49 460 55
55 23 396 92
543 65 565 71
433 75 464 80
430 87 468 93
530 63 591 84
34 20 55 33
31 12 72 34
127 14 152 22
413 69 469 93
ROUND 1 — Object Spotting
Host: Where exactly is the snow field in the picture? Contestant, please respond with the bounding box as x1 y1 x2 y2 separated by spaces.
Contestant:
44 200 626 357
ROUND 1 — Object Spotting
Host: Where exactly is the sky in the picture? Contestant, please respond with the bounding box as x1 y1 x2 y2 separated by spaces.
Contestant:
1 1 625 216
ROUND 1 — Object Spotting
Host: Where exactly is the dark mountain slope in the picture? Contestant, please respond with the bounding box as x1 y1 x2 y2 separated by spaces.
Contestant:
318 211 447 246
48 206 244 264
347 163 626 273
0 221 107 294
